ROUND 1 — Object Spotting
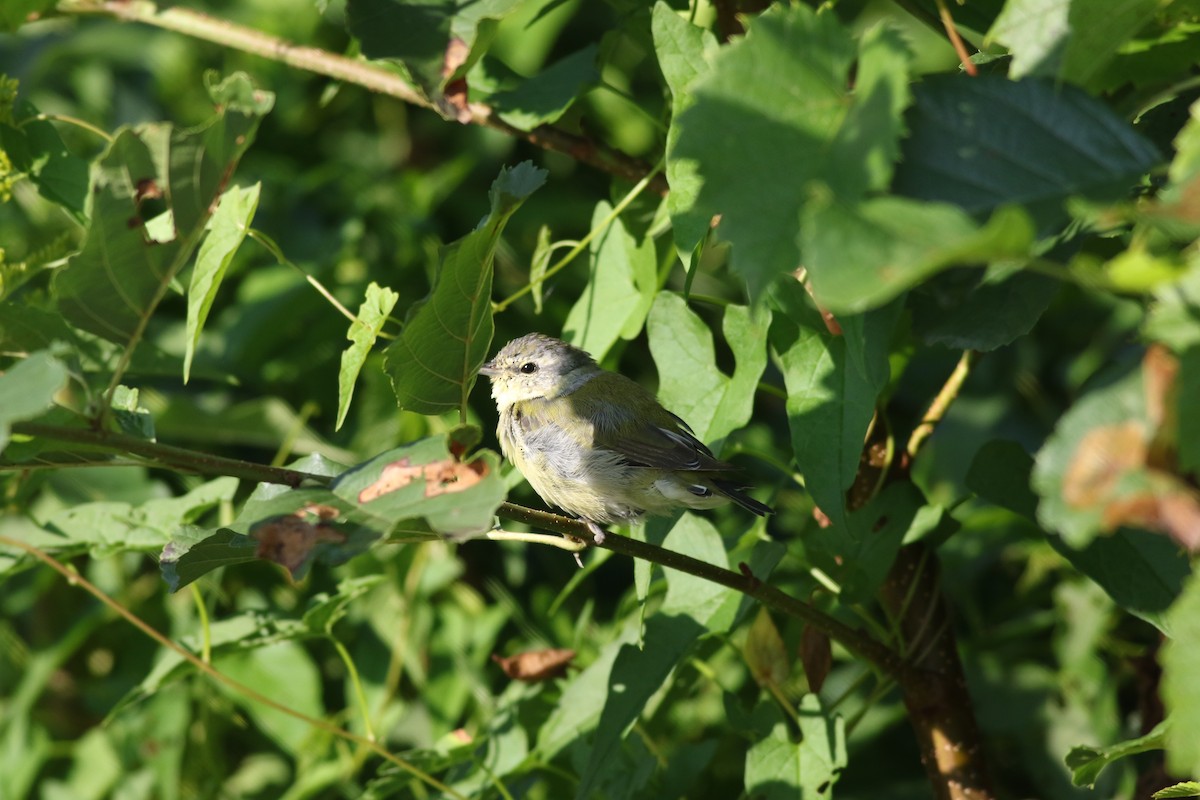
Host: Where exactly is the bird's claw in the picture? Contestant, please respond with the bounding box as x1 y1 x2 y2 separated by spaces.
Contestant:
584 520 607 545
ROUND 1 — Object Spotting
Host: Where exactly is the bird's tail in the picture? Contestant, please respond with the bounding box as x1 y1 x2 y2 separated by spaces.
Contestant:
712 480 773 517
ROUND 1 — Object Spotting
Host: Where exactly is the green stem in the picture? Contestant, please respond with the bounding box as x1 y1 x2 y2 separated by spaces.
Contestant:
493 160 665 312
330 635 377 742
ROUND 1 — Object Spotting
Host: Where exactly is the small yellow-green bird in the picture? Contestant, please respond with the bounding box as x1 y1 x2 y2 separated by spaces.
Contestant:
479 333 772 543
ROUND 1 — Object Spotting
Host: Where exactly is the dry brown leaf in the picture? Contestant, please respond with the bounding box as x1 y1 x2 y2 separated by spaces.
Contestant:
1143 344 1179 433
491 648 576 682
440 37 472 123
1102 482 1200 550
800 625 832 694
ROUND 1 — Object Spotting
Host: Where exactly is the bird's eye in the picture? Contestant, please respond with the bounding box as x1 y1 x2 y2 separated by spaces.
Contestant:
520 362 538 374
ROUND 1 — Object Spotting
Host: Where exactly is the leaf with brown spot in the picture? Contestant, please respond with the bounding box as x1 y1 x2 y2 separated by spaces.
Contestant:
491 648 576 682
358 456 490 503
1062 421 1148 509
252 515 345 573
744 607 790 688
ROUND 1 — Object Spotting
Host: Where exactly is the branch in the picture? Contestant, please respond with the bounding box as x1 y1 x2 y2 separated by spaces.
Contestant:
11 421 901 675
58 0 668 194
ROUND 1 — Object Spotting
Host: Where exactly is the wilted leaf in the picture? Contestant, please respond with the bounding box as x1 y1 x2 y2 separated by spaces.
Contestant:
800 626 832 694
744 607 789 688
251 511 347 574
356 455 489 502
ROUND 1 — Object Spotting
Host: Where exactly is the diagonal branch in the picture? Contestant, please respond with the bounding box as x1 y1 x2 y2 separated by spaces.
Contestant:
11 420 901 675
57 0 668 194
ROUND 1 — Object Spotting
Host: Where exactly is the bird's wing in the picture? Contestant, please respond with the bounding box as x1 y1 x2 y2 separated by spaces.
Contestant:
568 373 732 473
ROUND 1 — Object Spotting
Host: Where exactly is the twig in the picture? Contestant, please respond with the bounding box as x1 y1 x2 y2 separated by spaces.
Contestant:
58 0 667 194
10 421 901 674
933 0 978 77
906 350 977 459
0 534 469 800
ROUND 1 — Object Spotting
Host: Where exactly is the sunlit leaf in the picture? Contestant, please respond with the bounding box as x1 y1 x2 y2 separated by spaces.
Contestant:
336 281 399 430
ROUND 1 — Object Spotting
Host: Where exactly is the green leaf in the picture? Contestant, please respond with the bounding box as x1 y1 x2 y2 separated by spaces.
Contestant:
988 0 1158 88
744 695 846 800
53 73 272 344
910 267 1059 352
1154 782 1200 799
838 483 923 603
346 0 524 95
490 45 598 131
562 200 656 361
648 292 770 444
1146 263 1200 353
673 5 912 297
384 161 546 416
0 350 68 453
0 101 88 221
184 182 259 383
217 641 322 754
548 514 731 795
0 0 56 31
970 440 1188 634
336 282 399 430
894 75 1161 232
302 575 385 634
1065 721 1167 788
770 282 889 530
1164 574 1200 778
801 198 1036 314
651 1 719 268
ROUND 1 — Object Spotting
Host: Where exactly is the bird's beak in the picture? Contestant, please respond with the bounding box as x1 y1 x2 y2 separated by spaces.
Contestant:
478 360 499 377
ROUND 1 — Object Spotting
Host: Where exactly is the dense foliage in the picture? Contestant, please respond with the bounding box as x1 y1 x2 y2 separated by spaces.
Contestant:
3 1 1200 798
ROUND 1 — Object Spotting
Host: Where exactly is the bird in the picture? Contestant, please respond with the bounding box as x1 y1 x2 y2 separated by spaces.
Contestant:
478 333 772 544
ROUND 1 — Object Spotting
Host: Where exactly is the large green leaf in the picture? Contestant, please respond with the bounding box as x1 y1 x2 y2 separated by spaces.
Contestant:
969 439 1188 633
53 72 272 344
490 45 598 131
893 75 1161 232
383 161 546 417
651 1 719 268
0 350 68 453
770 282 890 530
647 292 770 444
988 0 1159 88
910 267 1059 352
1163 575 1200 777
745 695 846 800
801 198 1035 314
673 6 912 297
561 199 655 361
184 182 260 383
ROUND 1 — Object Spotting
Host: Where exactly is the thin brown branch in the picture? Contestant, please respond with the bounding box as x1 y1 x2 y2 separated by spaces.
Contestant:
58 0 667 194
12 420 900 674
934 0 979 77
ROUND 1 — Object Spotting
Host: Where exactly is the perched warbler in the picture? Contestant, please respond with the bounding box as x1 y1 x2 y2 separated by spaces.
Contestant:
479 333 772 543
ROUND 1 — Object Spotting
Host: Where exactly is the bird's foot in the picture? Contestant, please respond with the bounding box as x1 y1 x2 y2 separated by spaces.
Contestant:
584 519 607 545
